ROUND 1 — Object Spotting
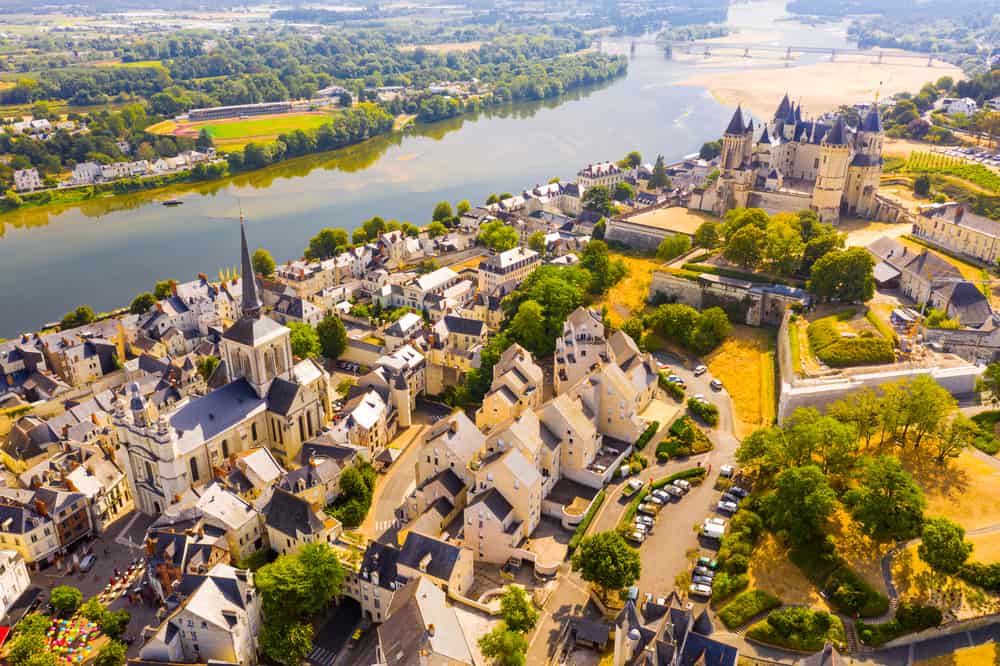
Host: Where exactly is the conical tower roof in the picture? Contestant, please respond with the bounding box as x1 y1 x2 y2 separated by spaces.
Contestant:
725 105 745 135
775 93 791 119
758 125 771 144
861 105 883 132
824 115 848 146
240 215 263 319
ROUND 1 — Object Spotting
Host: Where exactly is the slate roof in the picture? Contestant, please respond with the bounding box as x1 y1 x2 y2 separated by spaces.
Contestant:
360 539 402 590
263 487 327 538
266 377 301 416
222 314 286 346
424 468 466 496
861 105 883 132
170 379 265 455
398 531 461 582
441 315 486 337
937 280 993 326
471 488 512 521
724 105 746 135
824 116 847 145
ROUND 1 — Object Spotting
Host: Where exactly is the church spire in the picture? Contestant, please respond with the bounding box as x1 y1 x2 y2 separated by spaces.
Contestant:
240 213 262 319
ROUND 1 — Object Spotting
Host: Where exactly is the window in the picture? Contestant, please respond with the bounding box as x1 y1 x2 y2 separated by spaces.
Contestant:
145 461 154 481
221 440 230 458
251 423 258 441
190 458 200 482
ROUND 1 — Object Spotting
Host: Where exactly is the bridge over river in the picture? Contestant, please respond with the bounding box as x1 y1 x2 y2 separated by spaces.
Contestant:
622 38 938 65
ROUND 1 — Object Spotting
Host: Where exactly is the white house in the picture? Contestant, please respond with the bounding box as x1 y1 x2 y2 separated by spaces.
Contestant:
0 550 30 620
13 168 42 192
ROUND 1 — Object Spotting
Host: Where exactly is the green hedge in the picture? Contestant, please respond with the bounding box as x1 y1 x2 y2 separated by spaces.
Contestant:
568 489 606 554
718 590 782 629
712 572 749 601
864 309 899 345
856 603 942 646
659 374 685 401
634 421 660 451
959 560 1000 590
807 318 894 368
687 398 719 426
970 411 1000 455
746 607 846 652
789 538 889 617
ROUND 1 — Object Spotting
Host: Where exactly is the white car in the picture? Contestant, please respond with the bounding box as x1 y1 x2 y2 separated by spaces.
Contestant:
693 365 707 376
693 575 714 586
710 379 723 391
694 566 715 578
706 517 727 527
633 522 649 534
717 500 738 513
636 515 654 527
665 485 684 498
647 495 665 506
652 489 672 502
719 464 735 478
692 394 706 403
674 479 692 492
689 583 712 598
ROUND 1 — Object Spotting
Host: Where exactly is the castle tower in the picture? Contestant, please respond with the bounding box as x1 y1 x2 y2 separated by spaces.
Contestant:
220 216 294 399
812 116 851 223
719 105 750 171
845 104 884 217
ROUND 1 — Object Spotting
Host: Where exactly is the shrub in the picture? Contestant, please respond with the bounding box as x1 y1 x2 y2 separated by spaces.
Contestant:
687 398 719 426
237 549 277 571
719 590 782 629
712 572 749 601
663 379 685 402
634 421 660 450
788 539 889 617
970 411 1000 455
856 602 942 646
959 561 1000 590
747 607 845 652
568 490 606 554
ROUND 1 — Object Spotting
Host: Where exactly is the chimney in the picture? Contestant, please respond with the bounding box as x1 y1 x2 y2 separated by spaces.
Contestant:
427 624 435 637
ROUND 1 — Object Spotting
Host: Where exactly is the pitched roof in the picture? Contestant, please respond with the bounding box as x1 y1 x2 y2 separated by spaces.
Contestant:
823 116 847 146
239 218 263 318
725 105 746 135
222 314 287 346
470 488 512 521
170 379 266 455
262 487 328 538
398 531 462 582
937 280 993 326
266 377 302 416
379 577 472 665
861 105 883 132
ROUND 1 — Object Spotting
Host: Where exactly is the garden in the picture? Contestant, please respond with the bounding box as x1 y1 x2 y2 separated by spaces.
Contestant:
745 606 846 652
803 308 895 368
655 417 712 461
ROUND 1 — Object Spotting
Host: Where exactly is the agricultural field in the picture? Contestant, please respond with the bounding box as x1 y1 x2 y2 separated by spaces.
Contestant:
705 325 776 438
900 151 1000 194
149 111 340 151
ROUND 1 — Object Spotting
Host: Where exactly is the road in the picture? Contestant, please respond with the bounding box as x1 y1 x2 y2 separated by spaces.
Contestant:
526 353 742 663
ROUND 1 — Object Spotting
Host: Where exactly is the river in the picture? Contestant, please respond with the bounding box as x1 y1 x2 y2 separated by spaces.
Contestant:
0 0 855 337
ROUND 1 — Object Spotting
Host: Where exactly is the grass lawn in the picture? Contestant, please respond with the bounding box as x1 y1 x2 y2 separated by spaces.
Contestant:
891 541 1000 622
747 534 831 610
595 253 665 326
901 448 1000 531
745 608 846 652
150 111 340 151
827 507 891 595
705 326 776 438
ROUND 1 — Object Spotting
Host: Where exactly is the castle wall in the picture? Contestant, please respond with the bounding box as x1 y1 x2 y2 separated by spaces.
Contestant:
746 191 812 216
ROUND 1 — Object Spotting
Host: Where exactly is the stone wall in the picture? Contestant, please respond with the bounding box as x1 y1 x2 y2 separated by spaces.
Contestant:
649 271 704 308
746 190 812 216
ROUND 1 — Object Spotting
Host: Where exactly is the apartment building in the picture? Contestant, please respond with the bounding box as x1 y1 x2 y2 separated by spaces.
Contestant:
913 203 1000 265
477 247 541 296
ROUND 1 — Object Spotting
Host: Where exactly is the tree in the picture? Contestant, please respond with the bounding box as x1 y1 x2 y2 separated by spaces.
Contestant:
827 388 880 446
979 362 1000 404
934 415 976 462
260 620 314 665
25 653 62 666
913 174 931 196
592 218 606 240
764 216 805 275
648 154 670 189
61 305 96 330
724 224 765 269
582 185 614 215
571 531 641 602
807 247 874 303
620 150 642 169
457 199 471 215
763 465 836 544
693 221 719 249
195 128 214 151
316 315 347 359
197 355 220 382
7 632 47 666
656 234 691 261
402 222 420 238
256 543 345 621
690 307 731 354
918 517 972 574
845 456 926 541
649 303 700 348
154 279 177 299
479 624 528 666
722 208 770 238
622 317 644 343
432 200 454 223
288 322 321 359
478 219 519 251
500 585 538 633
580 240 626 294
95 641 127 666
509 300 548 356
130 291 156 315
699 140 722 160
50 585 83 616
527 231 547 256
613 181 635 202
306 228 349 259
252 248 276 277
352 228 368 245
427 221 448 238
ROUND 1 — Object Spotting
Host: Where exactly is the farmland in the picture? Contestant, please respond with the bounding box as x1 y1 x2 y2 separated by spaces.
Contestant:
149 111 341 151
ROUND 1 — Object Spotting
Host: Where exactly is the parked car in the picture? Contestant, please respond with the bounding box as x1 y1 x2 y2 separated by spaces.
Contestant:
719 464 735 478
692 393 707 403
636 515 654 527
667 375 685 386
717 500 738 513
79 554 97 573
729 486 749 499
694 365 707 376
721 492 740 504
697 556 718 570
710 379 723 391
694 566 715 578
628 531 646 544
664 485 684 498
693 575 714 586
638 503 660 515
633 522 650 534
623 478 645 496
652 489 672 502
689 583 713 598
674 479 692 492
647 495 665 506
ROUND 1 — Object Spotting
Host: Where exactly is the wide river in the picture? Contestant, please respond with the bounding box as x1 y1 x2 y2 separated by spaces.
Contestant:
0 0 853 337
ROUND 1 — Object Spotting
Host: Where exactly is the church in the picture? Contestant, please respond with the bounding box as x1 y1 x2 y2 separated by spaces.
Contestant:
115 219 332 515
690 94 884 223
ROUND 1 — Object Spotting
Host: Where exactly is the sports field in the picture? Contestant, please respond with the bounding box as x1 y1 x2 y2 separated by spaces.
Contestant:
148 111 340 151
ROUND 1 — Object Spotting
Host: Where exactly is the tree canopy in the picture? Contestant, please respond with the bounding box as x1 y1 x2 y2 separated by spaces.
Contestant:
918 517 972 574
571 531 641 602
478 219 519 251
844 455 926 541
287 322 321 359
252 248 276 277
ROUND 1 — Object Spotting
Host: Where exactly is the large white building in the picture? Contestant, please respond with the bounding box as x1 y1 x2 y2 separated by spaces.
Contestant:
0 550 30 619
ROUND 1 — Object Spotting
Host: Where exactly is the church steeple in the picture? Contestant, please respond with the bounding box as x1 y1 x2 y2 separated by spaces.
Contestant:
240 214 262 319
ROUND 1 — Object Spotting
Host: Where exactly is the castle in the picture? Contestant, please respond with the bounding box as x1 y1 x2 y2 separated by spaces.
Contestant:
690 94 884 223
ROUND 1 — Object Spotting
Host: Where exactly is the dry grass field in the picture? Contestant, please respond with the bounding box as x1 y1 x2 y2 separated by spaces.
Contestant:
594 253 666 326
705 326 776 438
828 508 891 594
748 534 831 610
918 643 1000 665
399 41 484 53
901 449 1000 532
892 542 1000 621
